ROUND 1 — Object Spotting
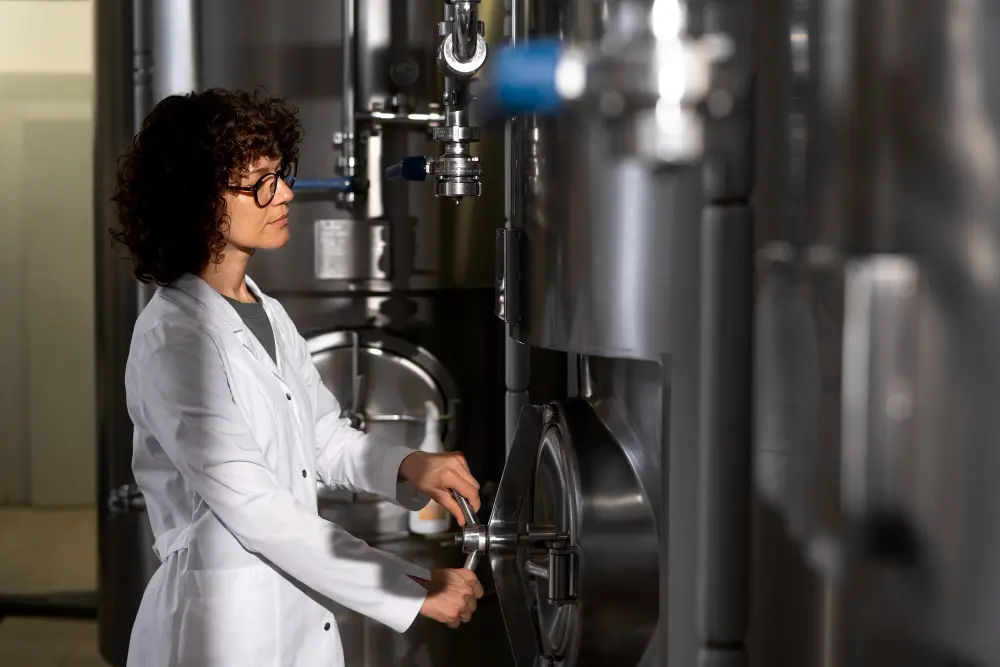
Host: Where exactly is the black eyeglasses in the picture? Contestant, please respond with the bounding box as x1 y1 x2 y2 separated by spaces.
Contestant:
227 161 298 207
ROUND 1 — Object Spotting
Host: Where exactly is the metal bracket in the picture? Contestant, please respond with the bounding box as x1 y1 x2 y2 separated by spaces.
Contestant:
496 228 523 323
524 547 579 606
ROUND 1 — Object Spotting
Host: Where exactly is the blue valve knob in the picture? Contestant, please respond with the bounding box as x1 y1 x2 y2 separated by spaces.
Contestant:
494 39 565 115
385 156 428 182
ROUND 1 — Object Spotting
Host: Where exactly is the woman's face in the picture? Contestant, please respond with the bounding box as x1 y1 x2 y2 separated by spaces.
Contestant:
223 156 295 252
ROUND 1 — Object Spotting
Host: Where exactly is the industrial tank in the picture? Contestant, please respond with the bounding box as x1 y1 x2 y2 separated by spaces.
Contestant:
439 1 764 666
452 1 751 665
754 0 1000 664
94 1 513 665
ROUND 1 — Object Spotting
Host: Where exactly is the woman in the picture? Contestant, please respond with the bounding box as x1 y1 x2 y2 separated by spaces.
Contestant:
110 88 484 666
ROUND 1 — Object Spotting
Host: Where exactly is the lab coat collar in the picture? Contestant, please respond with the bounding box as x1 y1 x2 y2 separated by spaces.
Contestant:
169 273 284 376
169 273 246 332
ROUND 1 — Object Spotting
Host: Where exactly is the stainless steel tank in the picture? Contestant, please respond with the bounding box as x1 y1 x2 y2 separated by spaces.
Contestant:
753 0 1000 664
511 1 693 361
461 2 754 666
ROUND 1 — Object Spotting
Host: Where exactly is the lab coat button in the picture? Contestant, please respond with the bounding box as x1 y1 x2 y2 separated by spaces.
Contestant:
285 393 292 400
301 470 307 478
324 622 331 631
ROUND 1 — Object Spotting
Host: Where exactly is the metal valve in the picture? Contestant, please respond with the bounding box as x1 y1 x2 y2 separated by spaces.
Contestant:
385 148 483 201
452 490 486 571
384 0 487 202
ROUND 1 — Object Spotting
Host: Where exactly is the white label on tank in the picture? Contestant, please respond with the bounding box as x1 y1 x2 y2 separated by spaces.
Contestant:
314 219 354 280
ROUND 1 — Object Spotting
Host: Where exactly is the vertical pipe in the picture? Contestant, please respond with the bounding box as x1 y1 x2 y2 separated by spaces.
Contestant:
661 11 724 653
453 1 479 62
577 355 594 399
151 0 198 100
694 1 754 664
131 0 154 311
503 0 529 455
341 0 357 179
131 0 152 131
664 168 706 667
696 205 753 664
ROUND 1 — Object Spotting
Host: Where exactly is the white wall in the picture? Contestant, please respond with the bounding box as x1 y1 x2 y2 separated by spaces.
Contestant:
0 0 96 506
0 1 94 75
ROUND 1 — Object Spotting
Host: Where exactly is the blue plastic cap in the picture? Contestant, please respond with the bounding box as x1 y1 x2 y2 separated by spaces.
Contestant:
386 156 428 182
494 39 566 115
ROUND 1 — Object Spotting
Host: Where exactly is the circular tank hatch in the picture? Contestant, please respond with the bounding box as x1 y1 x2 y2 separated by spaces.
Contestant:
306 329 460 538
534 425 581 662
527 401 659 667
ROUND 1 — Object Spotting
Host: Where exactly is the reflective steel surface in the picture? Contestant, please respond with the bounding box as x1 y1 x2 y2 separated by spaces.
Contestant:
306 329 460 539
481 400 659 667
752 0 1000 664
534 400 659 667
198 0 506 292
511 1 703 361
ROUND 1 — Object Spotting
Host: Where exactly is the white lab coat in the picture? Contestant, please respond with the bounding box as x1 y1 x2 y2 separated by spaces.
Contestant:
124 274 432 667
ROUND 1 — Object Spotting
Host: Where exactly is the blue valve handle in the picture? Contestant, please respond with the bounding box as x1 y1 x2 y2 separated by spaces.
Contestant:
385 156 428 182
493 39 565 116
293 177 355 193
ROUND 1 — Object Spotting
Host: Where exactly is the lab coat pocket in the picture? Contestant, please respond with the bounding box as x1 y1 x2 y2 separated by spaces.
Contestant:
177 566 278 667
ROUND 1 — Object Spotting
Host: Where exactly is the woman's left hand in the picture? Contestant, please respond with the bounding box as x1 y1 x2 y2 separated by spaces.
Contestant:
399 452 481 525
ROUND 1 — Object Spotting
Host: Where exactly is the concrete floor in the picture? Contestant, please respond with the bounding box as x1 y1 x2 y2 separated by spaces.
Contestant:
0 507 97 594
0 506 107 666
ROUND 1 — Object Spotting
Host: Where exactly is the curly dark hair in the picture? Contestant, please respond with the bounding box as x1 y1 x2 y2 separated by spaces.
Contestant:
110 88 303 285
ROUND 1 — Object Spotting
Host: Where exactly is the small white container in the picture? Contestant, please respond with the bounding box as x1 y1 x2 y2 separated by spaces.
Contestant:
408 401 452 535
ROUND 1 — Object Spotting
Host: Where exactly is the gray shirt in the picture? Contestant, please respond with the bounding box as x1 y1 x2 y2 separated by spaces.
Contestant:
223 294 277 365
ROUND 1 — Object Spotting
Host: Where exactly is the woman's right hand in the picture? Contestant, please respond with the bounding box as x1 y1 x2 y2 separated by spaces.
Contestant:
414 568 484 628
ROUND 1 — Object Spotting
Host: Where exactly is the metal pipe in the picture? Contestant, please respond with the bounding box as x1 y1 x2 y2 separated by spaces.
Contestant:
365 412 454 423
503 0 529 456
131 0 155 313
151 0 198 100
293 178 356 193
131 0 152 132
453 1 478 62
577 355 594 399
358 110 446 126
341 0 356 178
697 204 753 651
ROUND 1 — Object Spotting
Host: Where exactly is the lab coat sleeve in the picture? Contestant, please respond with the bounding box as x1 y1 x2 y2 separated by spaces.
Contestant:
287 327 430 512
127 324 427 633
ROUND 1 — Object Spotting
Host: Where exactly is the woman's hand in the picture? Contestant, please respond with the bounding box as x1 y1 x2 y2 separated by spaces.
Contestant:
398 451 481 524
413 569 484 628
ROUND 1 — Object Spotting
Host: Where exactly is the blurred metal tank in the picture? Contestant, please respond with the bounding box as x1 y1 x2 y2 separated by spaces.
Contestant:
512 1 693 361
753 0 1000 665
